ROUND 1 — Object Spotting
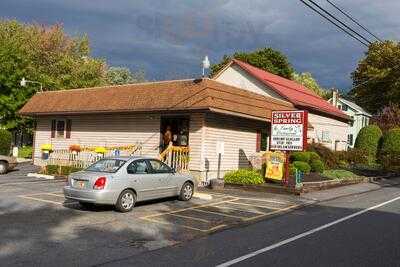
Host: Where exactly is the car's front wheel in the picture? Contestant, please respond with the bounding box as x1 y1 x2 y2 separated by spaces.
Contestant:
116 189 136 212
0 161 8 175
179 182 194 201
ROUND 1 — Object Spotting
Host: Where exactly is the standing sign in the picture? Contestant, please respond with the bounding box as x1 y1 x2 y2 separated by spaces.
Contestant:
264 151 285 181
270 110 308 151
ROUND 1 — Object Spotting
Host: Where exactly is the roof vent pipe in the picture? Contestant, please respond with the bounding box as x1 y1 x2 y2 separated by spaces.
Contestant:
202 55 210 78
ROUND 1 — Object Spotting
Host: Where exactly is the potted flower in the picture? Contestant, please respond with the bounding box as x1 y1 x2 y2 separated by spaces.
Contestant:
94 146 107 156
69 144 81 154
40 144 53 160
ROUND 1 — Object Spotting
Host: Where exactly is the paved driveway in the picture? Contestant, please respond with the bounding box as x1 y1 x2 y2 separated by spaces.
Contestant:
0 164 305 266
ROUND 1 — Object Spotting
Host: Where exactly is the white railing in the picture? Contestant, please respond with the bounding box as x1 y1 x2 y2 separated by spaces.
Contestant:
41 145 142 168
159 143 190 172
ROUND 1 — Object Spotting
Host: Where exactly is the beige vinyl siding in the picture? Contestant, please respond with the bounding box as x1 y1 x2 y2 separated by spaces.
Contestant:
34 114 161 162
188 113 204 171
202 113 264 179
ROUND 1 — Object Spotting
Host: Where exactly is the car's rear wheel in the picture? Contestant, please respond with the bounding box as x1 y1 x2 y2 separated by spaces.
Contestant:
116 189 136 212
179 182 194 201
0 161 8 175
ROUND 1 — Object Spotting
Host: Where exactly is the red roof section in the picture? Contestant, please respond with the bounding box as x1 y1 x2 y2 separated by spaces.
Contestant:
231 59 348 121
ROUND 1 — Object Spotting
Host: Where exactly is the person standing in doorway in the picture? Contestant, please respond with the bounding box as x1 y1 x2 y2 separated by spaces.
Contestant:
163 125 172 150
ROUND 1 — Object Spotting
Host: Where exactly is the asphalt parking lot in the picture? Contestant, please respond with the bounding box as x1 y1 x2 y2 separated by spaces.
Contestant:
0 163 305 266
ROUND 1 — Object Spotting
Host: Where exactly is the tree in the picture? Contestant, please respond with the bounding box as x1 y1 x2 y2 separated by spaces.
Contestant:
106 67 146 85
210 47 294 79
372 103 400 132
0 20 107 131
378 127 400 171
350 40 400 113
291 72 330 99
354 125 382 164
0 129 11 155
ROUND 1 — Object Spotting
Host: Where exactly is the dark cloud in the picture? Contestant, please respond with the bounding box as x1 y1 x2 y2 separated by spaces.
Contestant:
0 0 398 89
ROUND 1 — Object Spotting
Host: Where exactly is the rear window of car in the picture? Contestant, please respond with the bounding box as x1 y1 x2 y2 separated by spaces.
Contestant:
85 159 126 173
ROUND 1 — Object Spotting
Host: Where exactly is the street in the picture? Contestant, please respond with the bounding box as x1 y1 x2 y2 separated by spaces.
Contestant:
0 164 305 266
101 180 400 266
0 164 399 266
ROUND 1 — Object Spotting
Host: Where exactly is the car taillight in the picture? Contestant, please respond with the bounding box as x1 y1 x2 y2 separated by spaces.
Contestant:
93 177 106 190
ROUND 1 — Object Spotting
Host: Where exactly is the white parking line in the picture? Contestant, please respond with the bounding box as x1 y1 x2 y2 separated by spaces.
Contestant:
213 205 267 215
0 180 64 187
216 195 400 267
20 195 63 205
18 193 77 206
227 202 282 210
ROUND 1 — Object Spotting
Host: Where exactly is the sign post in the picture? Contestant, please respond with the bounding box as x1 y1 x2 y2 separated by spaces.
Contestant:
270 110 308 186
216 140 224 180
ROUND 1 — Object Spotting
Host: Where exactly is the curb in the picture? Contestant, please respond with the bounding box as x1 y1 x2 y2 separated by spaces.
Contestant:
27 173 55 180
193 192 213 200
301 177 372 193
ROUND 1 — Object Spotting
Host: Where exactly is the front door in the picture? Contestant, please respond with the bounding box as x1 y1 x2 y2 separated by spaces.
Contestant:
160 116 190 152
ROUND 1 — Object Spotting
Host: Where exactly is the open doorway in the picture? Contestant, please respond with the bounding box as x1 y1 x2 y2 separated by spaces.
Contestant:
160 116 190 152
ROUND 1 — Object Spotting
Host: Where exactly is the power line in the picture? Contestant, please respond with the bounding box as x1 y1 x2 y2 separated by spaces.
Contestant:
326 0 382 42
305 0 372 45
299 0 369 47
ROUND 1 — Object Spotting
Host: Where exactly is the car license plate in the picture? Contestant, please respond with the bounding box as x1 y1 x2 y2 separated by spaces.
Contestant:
75 180 85 189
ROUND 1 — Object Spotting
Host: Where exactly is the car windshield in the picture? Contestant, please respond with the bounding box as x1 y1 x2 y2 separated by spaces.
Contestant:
85 159 126 173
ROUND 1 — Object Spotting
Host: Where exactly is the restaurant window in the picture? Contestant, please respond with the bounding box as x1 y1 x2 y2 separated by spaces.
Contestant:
51 119 71 139
256 129 270 152
349 116 354 127
348 134 353 146
56 121 65 138
321 131 330 142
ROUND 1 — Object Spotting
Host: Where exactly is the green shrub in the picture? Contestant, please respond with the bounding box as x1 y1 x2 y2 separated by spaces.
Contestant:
0 129 12 155
354 125 382 164
322 169 359 180
289 164 296 175
224 169 264 185
290 152 310 163
342 148 369 165
293 161 311 174
45 165 83 176
309 152 321 161
378 128 400 171
61 166 83 175
307 143 338 169
310 159 325 173
18 146 33 158
46 165 59 175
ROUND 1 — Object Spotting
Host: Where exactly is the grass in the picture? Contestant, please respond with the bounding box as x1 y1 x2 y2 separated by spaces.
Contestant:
18 145 33 158
321 169 361 181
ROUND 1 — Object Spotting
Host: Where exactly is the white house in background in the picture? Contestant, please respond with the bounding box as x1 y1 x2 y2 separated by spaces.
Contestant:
328 92 372 148
213 59 350 151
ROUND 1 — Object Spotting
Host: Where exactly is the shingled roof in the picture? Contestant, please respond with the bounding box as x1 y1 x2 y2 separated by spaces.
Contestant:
215 59 349 121
19 78 295 121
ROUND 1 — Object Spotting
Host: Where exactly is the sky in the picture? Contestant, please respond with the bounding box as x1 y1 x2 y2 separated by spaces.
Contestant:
0 0 398 90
